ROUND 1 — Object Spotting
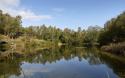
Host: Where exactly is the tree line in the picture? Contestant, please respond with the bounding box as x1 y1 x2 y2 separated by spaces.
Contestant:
0 9 125 48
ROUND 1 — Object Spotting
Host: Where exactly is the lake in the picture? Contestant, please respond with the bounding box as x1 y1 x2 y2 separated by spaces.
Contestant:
0 46 125 78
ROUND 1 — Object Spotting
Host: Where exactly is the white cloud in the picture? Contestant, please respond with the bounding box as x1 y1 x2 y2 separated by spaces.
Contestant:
0 0 20 7
0 0 52 21
19 10 52 20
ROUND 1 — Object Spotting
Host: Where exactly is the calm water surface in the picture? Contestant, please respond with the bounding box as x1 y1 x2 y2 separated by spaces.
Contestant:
0 46 125 78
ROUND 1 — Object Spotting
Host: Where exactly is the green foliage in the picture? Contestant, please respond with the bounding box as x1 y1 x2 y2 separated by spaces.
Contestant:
24 26 86 46
83 26 101 46
98 12 125 46
0 10 22 38
1 9 125 50
0 10 102 47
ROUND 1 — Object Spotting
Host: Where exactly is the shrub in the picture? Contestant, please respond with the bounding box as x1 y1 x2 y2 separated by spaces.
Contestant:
101 42 125 56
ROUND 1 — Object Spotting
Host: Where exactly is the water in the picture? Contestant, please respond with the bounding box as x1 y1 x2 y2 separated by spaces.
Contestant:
0 46 125 78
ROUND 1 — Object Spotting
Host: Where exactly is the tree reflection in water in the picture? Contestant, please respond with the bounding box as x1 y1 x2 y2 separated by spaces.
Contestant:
0 46 125 78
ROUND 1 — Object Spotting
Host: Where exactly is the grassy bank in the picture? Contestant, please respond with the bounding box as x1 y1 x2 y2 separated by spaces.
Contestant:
0 35 55 60
101 42 125 56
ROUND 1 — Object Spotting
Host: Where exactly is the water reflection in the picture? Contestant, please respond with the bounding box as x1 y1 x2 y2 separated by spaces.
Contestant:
0 46 125 78
0 45 7 52
0 60 21 78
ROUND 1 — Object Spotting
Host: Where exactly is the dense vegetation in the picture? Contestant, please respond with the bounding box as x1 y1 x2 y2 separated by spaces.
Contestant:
0 9 125 57
98 12 125 55
0 10 101 46
98 12 125 45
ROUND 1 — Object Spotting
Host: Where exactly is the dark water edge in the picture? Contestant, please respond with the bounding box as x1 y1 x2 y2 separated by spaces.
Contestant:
0 46 125 78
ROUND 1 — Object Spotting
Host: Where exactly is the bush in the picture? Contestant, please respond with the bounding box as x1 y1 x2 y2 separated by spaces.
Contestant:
101 42 125 56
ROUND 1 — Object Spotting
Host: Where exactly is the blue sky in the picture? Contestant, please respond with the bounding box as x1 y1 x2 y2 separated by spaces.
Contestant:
0 0 125 29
